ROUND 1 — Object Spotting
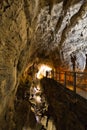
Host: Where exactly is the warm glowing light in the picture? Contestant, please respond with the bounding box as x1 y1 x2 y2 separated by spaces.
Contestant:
35 96 41 103
37 64 52 79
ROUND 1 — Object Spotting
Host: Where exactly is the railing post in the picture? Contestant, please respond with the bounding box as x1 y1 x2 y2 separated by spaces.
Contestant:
52 70 54 79
59 71 60 82
55 70 57 81
64 72 66 87
73 72 76 93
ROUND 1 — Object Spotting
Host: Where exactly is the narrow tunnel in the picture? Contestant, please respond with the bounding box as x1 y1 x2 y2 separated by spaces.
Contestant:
0 0 87 130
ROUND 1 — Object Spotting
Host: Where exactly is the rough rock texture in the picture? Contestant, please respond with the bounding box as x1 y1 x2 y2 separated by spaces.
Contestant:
27 0 87 71
0 0 30 129
14 78 87 130
0 0 87 129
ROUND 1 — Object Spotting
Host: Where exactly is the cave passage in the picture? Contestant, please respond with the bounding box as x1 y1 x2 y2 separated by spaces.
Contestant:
15 74 87 130
1 0 87 130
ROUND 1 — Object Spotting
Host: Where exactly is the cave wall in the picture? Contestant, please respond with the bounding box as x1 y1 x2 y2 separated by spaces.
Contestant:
27 0 87 71
0 0 87 129
0 0 29 128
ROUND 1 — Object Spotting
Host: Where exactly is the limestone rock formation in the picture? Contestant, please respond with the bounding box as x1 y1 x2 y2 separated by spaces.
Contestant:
0 0 87 129
13 77 87 130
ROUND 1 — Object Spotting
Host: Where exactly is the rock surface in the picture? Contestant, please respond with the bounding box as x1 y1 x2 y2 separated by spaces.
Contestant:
0 0 87 129
14 78 87 130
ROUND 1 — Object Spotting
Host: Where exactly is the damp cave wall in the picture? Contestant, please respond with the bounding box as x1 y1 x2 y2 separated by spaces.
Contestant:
0 0 87 129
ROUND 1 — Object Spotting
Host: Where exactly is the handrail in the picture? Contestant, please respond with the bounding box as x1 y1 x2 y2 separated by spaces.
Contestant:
52 71 87 99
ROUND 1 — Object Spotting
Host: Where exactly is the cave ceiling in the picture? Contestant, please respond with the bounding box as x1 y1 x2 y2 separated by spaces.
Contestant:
28 0 87 71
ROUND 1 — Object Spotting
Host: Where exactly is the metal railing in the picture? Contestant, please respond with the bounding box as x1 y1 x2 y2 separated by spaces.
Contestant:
52 71 87 99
